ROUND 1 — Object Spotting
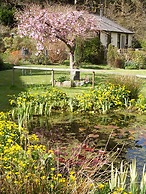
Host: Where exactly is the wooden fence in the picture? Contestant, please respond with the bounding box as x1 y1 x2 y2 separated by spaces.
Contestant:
12 66 96 87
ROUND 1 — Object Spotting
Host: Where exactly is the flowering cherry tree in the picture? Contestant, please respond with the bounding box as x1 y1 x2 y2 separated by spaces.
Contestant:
17 5 99 79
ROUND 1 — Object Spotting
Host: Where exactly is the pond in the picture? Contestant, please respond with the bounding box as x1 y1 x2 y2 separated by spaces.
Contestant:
30 111 146 175
125 114 146 174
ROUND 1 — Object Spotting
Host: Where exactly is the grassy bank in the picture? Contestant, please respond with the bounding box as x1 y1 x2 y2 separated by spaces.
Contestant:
1 66 146 111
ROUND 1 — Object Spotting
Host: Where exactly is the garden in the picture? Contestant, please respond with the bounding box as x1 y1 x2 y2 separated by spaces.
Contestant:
1 65 146 194
0 2 146 194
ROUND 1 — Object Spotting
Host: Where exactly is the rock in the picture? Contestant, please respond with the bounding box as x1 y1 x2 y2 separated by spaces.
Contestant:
62 81 71 87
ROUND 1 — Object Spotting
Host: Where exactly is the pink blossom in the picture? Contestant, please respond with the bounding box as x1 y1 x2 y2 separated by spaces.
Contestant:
16 5 99 73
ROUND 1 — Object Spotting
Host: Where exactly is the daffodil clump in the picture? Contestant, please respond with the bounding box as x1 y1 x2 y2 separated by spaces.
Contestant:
0 112 105 194
0 112 70 194
10 84 146 125
76 83 131 113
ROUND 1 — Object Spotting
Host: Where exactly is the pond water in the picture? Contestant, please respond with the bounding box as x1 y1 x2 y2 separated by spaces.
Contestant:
125 116 146 174
30 112 146 175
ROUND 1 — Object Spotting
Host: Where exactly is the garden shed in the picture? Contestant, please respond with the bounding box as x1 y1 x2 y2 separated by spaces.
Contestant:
95 14 134 49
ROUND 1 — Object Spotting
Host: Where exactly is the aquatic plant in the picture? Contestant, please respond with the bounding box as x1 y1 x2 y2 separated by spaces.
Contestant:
109 159 146 194
10 88 69 127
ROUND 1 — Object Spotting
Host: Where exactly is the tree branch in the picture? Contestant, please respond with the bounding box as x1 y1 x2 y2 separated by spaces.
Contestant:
45 21 74 51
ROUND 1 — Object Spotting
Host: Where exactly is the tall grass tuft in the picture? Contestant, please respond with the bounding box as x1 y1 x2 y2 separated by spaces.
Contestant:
109 161 128 191
109 159 146 194
109 75 143 100
130 158 138 193
140 164 146 194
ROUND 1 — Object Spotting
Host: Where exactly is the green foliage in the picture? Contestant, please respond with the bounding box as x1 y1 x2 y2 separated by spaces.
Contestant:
0 6 15 27
109 75 142 100
10 83 146 127
107 44 123 68
12 36 36 52
141 40 146 51
0 54 11 70
132 38 142 48
107 44 117 67
0 37 5 52
0 55 4 70
56 75 67 83
75 83 131 113
30 52 50 65
2 37 13 51
108 159 146 194
124 50 146 69
124 61 139 69
10 88 69 127
75 37 105 65
3 36 36 53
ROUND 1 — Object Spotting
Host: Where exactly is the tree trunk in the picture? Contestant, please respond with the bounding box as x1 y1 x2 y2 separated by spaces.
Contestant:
69 50 80 82
69 50 75 81
69 51 74 70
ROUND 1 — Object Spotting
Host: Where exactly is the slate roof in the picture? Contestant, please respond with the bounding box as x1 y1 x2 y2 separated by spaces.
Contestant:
95 15 134 34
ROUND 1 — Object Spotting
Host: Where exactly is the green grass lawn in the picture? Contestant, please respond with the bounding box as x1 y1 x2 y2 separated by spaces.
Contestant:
1 65 146 112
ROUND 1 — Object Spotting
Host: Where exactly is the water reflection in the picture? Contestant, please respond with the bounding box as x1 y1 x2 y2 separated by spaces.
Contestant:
31 112 146 173
126 127 146 175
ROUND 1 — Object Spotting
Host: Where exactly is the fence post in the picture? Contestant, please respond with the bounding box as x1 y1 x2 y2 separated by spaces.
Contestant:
52 70 54 87
92 71 95 88
12 68 15 85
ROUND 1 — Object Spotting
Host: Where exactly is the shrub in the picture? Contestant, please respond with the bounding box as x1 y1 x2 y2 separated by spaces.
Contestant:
114 58 124 68
2 37 13 52
134 50 146 69
5 50 22 65
124 50 146 69
30 52 50 65
0 55 4 70
3 36 37 64
0 53 13 70
47 41 68 63
56 76 67 83
75 37 105 65
0 6 15 27
0 37 5 52
107 44 123 68
124 60 139 69
12 36 36 52
141 39 146 51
